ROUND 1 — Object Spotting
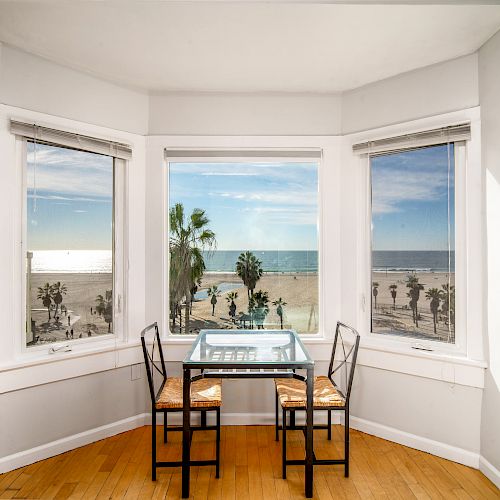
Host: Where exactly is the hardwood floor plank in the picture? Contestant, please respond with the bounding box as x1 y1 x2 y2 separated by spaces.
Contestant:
0 425 498 500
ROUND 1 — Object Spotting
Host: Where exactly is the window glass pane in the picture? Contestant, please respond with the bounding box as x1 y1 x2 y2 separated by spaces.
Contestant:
26 142 114 346
371 144 455 343
168 161 318 335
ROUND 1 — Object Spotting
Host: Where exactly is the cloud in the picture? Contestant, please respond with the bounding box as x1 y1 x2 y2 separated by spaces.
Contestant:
27 193 112 203
209 189 317 207
73 210 88 213
372 165 451 215
27 142 113 199
200 172 260 177
241 206 318 225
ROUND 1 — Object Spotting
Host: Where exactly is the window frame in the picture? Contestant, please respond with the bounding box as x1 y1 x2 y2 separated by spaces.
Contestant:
163 150 326 341
16 136 127 359
352 110 484 361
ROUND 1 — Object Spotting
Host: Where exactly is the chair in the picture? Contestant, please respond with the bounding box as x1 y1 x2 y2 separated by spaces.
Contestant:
274 321 360 478
141 322 222 480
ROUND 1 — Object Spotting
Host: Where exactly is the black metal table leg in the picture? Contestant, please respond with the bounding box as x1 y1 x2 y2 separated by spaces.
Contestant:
305 366 314 498
182 367 191 498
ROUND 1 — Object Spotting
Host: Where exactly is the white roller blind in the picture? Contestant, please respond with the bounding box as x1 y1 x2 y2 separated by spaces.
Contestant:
10 120 132 160
352 123 470 156
164 148 322 160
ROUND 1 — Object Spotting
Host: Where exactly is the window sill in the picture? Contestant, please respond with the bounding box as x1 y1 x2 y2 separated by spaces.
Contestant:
0 340 143 394
357 338 486 389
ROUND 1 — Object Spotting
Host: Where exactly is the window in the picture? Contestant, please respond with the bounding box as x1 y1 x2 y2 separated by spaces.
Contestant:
25 141 115 347
167 160 319 335
370 143 456 344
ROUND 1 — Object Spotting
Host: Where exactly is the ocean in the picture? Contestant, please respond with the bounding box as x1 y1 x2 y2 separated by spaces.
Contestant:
31 250 112 273
30 249 454 274
372 250 454 273
202 250 318 273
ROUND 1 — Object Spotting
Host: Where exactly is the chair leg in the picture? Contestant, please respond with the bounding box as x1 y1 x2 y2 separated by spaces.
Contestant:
327 410 332 440
163 412 167 443
282 408 287 479
290 410 296 429
152 409 157 481
344 409 350 478
201 410 207 429
216 408 220 479
275 390 279 441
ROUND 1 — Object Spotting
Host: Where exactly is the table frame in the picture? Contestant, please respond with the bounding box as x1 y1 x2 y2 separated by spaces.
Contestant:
181 330 315 498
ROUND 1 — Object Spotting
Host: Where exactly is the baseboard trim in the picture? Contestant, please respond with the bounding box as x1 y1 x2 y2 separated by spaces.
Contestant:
0 411 485 476
479 455 500 489
350 416 480 468
0 413 149 474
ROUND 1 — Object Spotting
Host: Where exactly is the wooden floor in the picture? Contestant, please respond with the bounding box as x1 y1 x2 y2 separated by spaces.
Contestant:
1 425 498 499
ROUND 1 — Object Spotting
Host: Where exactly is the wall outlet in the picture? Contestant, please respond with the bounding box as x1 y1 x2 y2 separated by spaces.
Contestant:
130 363 143 381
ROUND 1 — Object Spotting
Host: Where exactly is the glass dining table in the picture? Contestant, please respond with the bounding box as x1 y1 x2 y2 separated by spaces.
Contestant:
181 329 315 498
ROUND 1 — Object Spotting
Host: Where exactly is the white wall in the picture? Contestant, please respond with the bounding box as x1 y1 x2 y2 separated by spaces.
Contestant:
341 54 479 134
479 29 500 474
0 44 149 135
149 93 342 136
1 367 148 457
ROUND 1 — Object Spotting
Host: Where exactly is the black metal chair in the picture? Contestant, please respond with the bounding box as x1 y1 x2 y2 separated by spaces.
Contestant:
141 322 222 480
274 321 360 478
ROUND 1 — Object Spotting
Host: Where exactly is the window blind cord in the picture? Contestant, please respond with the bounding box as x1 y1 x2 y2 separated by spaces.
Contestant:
447 142 452 343
33 126 38 214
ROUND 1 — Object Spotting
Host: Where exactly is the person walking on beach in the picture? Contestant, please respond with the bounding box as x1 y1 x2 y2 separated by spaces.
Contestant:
68 315 71 326
70 329 74 339
90 307 93 315
65 330 69 339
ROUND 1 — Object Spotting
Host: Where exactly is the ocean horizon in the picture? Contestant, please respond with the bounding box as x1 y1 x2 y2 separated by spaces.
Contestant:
30 249 455 274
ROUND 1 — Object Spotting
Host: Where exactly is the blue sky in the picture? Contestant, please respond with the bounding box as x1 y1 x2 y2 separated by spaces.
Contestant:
27 142 113 250
371 144 455 251
169 162 319 251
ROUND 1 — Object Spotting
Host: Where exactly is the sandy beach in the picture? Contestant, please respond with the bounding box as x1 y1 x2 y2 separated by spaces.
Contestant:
29 273 113 344
171 272 319 335
371 271 455 342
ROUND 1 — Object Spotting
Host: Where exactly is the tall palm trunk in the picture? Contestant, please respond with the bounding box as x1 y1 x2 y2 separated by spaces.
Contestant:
184 292 191 335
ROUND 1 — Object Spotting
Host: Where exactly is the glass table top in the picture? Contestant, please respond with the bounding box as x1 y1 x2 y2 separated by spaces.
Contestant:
184 329 313 366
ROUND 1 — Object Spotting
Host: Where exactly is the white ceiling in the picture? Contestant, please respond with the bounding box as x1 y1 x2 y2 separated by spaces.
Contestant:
0 2 499 93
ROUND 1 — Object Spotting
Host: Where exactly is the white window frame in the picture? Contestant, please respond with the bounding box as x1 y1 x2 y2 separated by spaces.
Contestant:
150 135 343 347
164 152 323 339
352 108 484 361
14 136 128 360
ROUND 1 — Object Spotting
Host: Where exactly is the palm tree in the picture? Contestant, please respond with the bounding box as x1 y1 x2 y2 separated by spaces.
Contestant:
372 282 379 310
406 275 424 327
425 288 441 334
252 290 269 329
389 284 397 310
96 290 113 332
440 283 455 332
37 283 53 321
226 291 238 322
189 278 201 314
236 251 263 301
272 297 287 329
207 285 220 316
103 290 113 333
169 203 216 334
51 281 67 318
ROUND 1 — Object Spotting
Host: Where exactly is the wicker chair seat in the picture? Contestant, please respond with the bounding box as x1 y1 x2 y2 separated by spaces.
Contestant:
156 377 222 409
275 375 345 408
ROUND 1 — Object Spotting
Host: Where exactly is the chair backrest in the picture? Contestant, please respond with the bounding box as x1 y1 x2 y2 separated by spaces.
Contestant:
141 322 167 403
327 322 360 404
